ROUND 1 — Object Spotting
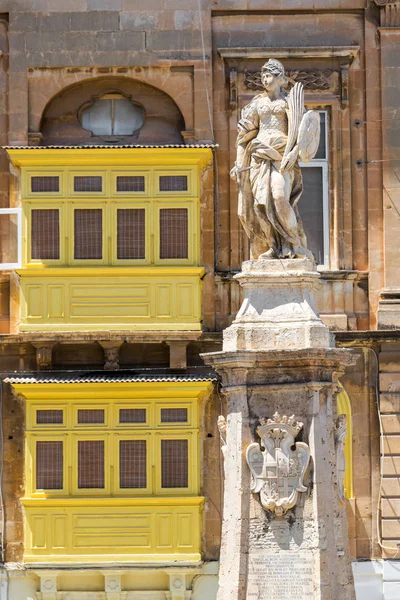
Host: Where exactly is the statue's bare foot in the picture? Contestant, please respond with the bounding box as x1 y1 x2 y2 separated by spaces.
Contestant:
259 248 278 259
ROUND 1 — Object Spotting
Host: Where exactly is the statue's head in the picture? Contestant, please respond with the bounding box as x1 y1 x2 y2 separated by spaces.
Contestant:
261 58 286 93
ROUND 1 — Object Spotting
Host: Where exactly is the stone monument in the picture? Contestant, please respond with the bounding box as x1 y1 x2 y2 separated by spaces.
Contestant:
203 59 356 599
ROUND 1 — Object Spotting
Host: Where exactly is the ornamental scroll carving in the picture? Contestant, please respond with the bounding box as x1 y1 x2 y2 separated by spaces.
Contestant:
244 69 335 91
246 413 310 517
373 0 400 26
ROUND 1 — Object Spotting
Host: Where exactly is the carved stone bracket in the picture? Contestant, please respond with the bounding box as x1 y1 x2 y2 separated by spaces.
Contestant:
246 412 310 517
99 341 122 371
33 343 54 371
373 0 400 27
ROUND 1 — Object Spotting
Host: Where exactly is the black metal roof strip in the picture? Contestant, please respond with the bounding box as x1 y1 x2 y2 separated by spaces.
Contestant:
3 144 218 150
4 373 216 384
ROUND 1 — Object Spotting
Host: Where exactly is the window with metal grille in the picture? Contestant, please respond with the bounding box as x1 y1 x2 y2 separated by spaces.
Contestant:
116 176 145 192
31 209 60 260
159 175 188 192
78 409 105 424
117 208 145 260
31 176 60 193
78 440 104 488
36 441 63 489
161 439 188 488
74 176 102 193
159 208 188 259
161 408 188 423
74 209 102 260
119 440 147 489
119 408 146 424
36 410 63 425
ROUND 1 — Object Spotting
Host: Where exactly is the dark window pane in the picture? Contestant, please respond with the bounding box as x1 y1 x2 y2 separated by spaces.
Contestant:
116 176 145 192
119 440 147 488
314 112 326 160
36 410 63 425
31 209 60 260
299 166 325 265
161 439 188 488
117 208 145 259
159 208 188 259
77 409 104 424
159 175 188 192
119 409 146 423
78 440 104 488
74 209 102 260
31 176 59 193
74 176 102 193
36 441 63 489
161 408 188 423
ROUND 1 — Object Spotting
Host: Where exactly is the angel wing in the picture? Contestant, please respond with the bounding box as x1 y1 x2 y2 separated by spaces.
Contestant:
297 110 321 163
246 442 265 493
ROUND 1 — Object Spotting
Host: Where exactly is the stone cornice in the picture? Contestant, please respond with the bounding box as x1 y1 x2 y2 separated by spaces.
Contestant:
218 46 360 63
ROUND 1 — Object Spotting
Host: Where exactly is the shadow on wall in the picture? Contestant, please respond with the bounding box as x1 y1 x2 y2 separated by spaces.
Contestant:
39 76 185 146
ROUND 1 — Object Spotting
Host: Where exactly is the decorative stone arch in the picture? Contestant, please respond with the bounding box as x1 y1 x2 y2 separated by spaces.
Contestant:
27 68 195 145
337 383 354 499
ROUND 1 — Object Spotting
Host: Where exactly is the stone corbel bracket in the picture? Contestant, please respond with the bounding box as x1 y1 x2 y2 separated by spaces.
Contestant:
219 46 360 110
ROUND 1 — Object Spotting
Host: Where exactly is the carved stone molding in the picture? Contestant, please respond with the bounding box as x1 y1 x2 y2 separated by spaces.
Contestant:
374 0 400 27
33 343 54 371
246 412 310 517
244 69 335 91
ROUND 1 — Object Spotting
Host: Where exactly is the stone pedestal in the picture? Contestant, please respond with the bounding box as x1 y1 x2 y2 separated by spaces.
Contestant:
202 259 356 600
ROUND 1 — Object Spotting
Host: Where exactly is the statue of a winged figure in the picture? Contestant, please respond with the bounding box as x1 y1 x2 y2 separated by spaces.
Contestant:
230 58 320 260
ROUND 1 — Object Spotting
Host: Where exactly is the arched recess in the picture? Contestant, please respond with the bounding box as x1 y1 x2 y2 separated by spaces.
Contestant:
337 383 354 499
39 76 186 146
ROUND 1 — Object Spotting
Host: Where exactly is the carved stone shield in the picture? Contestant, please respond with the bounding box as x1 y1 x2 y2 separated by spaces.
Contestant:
298 110 321 163
246 413 310 517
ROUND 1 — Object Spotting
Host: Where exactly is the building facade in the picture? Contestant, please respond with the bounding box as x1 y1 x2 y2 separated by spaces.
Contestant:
0 0 398 598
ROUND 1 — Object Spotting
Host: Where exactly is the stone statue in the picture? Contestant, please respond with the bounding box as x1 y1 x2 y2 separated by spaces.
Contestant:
230 58 321 260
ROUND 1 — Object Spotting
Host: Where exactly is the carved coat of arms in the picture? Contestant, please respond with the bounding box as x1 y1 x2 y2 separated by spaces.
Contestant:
246 413 310 517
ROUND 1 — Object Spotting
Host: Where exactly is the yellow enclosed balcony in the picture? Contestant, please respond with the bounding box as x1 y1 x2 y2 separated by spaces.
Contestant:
5 146 213 332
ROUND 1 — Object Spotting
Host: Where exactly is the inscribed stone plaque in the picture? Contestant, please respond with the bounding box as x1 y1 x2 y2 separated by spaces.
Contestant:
246 552 315 599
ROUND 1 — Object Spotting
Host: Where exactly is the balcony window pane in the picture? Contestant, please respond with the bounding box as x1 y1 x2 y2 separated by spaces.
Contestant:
117 208 145 259
159 208 188 259
78 440 104 489
161 439 188 488
74 209 102 260
31 209 60 260
119 440 147 489
36 441 63 490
